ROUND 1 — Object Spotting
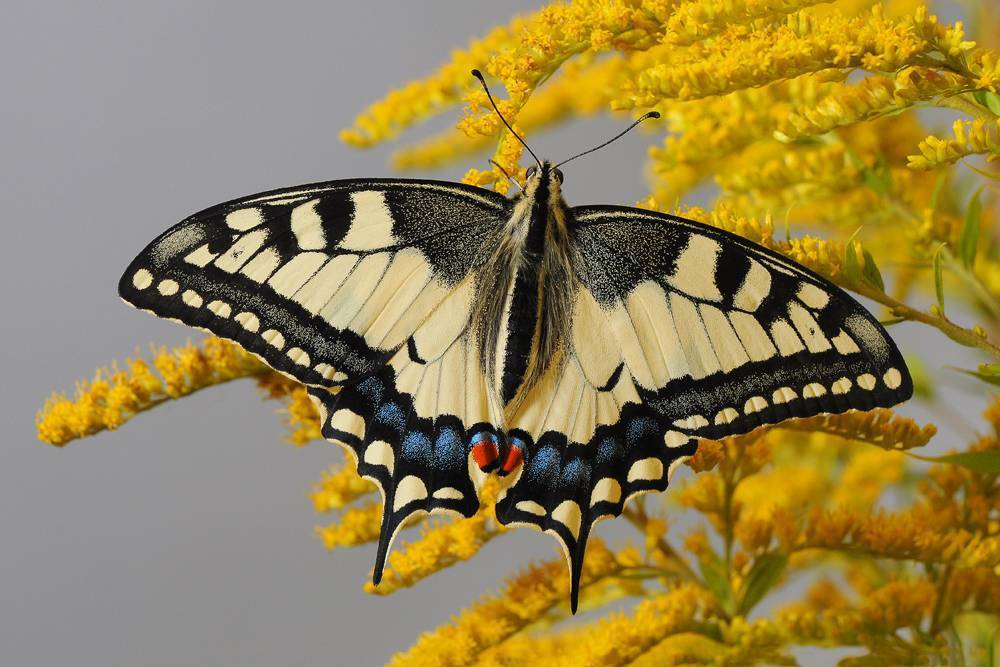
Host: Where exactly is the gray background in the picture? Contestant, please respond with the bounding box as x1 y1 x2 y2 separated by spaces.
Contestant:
1 1 985 666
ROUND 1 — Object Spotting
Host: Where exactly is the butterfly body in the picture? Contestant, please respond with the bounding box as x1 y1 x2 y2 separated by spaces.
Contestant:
120 163 911 611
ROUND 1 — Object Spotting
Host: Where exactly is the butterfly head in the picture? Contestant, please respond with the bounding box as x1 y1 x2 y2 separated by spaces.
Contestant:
522 160 565 202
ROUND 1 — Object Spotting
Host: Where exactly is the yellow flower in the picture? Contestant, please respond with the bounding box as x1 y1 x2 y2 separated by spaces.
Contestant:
37 338 264 446
309 464 375 513
365 511 498 596
908 117 1000 169
387 539 623 667
316 501 384 550
664 0 832 46
630 8 931 105
545 584 717 667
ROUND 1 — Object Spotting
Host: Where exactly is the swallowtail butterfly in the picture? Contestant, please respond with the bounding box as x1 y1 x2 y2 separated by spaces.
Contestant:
119 71 911 612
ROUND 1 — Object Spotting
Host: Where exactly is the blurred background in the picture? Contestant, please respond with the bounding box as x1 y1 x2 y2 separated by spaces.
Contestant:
2 1 994 665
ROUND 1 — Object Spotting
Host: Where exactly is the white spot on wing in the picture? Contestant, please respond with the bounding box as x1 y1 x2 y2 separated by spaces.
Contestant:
803 382 827 398
627 457 663 482
393 475 428 511
673 415 709 430
268 252 329 298
330 408 365 440
883 367 902 389
797 283 830 309
363 440 394 475
215 229 269 273
714 407 739 425
743 396 767 414
551 500 582 539
832 377 852 394
291 199 326 250
240 247 282 283
788 302 831 353
286 347 310 367
667 234 722 301
226 207 264 231
262 329 285 349
857 373 876 390
664 431 690 448
132 269 153 290
733 258 771 311
772 386 797 403
729 311 777 362
157 279 179 296
207 300 231 318
769 319 805 356
184 244 219 268
516 500 546 516
433 487 463 500
831 330 861 355
341 191 395 251
590 478 621 506
235 311 260 332
181 290 203 308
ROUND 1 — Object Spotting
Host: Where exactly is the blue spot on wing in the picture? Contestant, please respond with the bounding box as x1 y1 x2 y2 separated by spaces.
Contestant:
433 427 464 469
626 417 658 449
559 458 590 490
595 437 622 466
376 402 407 434
525 446 560 486
402 431 432 464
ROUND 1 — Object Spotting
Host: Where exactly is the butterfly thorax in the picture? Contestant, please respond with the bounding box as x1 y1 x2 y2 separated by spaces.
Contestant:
473 161 576 427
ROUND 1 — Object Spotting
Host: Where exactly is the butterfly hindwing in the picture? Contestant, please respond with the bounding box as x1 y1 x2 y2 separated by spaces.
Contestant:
496 348 696 611
119 178 509 388
497 205 910 610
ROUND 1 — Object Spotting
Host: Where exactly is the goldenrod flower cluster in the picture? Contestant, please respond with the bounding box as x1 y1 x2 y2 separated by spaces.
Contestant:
38 0 1000 663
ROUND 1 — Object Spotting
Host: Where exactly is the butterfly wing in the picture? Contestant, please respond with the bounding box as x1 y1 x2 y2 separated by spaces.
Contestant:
120 178 509 580
496 205 911 610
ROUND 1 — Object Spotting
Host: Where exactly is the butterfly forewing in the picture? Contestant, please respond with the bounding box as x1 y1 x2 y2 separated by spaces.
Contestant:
120 178 509 387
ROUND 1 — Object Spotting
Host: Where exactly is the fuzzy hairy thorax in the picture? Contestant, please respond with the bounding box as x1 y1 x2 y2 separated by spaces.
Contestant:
472 162 577 431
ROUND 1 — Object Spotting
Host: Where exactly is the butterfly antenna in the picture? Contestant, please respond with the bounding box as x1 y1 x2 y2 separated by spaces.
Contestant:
471 69 542 169
555 111 660 169
489 159 522 192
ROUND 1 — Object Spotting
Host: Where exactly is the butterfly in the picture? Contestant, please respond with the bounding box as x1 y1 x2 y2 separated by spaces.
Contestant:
118 71 911 612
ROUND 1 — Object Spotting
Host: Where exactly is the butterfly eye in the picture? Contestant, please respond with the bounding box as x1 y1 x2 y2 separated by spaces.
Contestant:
553 168 564 184
525 165 537 179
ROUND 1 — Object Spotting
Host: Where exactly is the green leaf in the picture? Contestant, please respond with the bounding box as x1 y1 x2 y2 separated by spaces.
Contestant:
930 172 947 212
952 362 1000 386
861 248 885 292
932 243 947 316
960 186 984 269
917 450 1000 475
973 90 1000 116
844 228 863 285
990 622 999 667
698 553 733 612
737 553 788 615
